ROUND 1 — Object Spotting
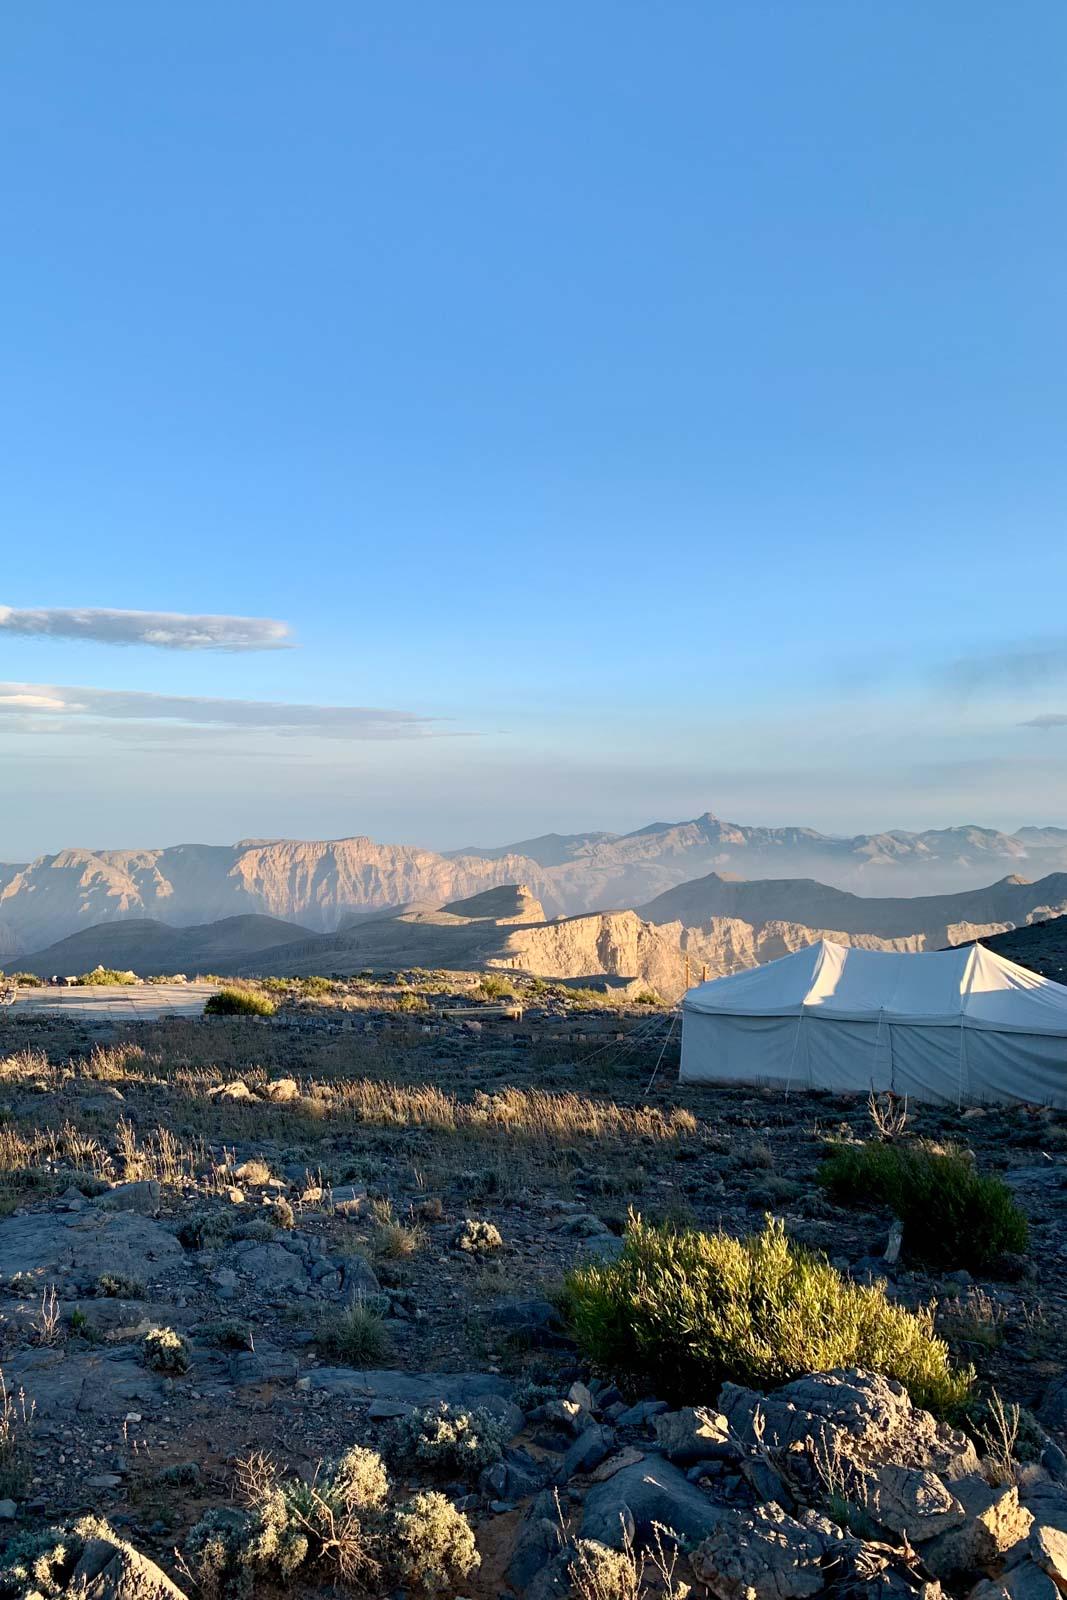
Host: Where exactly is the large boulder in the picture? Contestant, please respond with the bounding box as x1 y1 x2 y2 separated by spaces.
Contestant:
0 1211 184 1292
580 1457 727 1549
71 1530 189 1600
859 1464 965 1540
690 1502 837 1600
721 1370 977 1481
2 1346 167 1420
654 1406 734 1465
923 1478 1032 1578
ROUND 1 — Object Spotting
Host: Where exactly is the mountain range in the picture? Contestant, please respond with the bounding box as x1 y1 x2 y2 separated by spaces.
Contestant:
4 812 1067 955
12 868 1067 996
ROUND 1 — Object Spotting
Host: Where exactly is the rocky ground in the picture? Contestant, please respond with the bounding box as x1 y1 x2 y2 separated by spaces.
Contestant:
0 977 1064 1600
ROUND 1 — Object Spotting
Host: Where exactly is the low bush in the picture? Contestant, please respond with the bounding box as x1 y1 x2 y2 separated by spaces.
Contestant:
96 1272 145 1299
564 1214 972 1416
318 1301 392 1365
476 974 517 1000
390 1491 480 1593
143 1325 191 1374
0 973 43 989
453 1218 503 1254
185 1446 479 1597
382 1402 509 1480
0 1516 119 1598
818 1140 1028 1271
76 967 138 987
204 987 277 1017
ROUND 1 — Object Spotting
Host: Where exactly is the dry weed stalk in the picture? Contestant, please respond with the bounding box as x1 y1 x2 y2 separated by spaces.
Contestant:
867 1090 909 1140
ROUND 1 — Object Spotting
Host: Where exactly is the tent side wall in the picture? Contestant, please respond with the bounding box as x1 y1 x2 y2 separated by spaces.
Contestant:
680 1006 1067 1107
679 1010 896 1096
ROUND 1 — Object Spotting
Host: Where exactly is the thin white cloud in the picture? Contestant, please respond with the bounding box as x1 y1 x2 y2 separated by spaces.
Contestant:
0 681 435 738
0 605 292 651
1021 713 1067 729
938 637 1067 694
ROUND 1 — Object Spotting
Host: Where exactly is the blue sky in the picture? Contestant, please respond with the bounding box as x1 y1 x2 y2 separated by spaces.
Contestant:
2 3 1066 859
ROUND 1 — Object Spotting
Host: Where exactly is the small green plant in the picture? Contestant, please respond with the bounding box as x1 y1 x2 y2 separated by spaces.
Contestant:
383 1402 509 1481
205 987 277 1017
317 1300 392 1365
564 1213 972 1416
200 1319 253 1351
394 991 429 1014
96 1272 146 1299
0 973 44 988
370 1199 423 1260
631 989 664 1007
818 1140 1028 1270
476 974 517 1000
270 1197 296 1230
143 1325 191 1374
178 1210 236 1249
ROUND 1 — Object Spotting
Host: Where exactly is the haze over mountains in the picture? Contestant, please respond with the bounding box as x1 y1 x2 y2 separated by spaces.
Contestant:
4 811 1067 956
5 812 1067 993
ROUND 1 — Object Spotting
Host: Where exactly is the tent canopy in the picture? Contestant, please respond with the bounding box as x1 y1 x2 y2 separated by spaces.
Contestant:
683 939 1067 1036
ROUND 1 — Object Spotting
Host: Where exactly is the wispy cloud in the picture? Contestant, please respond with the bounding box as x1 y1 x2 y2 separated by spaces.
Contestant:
0 682 435 739
937 637 1067 695
0 605 292 651
1021 713 1067 729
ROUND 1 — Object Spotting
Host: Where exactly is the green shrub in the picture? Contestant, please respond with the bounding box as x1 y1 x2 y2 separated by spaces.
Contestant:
564 1214 972 1416
476 974 517 1000
178 1210 236 1249
0 973 44 989
204 987 277 1017
200 1319 253 1351
317 1301 392 1365
76 967 138 986
143 1325 191 1374
394 991 429 1013
383 1402 509 1480
818 1141 1028 1271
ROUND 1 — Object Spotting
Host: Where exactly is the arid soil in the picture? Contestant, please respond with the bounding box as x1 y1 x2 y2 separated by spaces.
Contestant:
0 974 1064 1597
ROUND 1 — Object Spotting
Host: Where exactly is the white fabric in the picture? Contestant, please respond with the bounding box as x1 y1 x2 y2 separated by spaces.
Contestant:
680 940 1067 1106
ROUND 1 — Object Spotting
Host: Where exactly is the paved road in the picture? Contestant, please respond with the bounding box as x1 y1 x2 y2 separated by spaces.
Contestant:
6 982 219 1020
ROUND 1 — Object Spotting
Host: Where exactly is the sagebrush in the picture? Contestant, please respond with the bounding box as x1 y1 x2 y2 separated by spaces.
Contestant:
383 1402 508 1481
185 1445 479 1596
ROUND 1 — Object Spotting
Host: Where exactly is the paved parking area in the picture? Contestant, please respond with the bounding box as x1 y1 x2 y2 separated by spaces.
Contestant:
6 982 219 1020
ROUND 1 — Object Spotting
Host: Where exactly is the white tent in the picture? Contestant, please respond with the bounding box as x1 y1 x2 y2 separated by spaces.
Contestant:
680 940 1067 1107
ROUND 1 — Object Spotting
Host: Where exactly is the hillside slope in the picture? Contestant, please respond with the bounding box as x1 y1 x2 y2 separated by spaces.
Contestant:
639 870 1067 947
0 839 559 952
960 916 1067 984
15 914 313 978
